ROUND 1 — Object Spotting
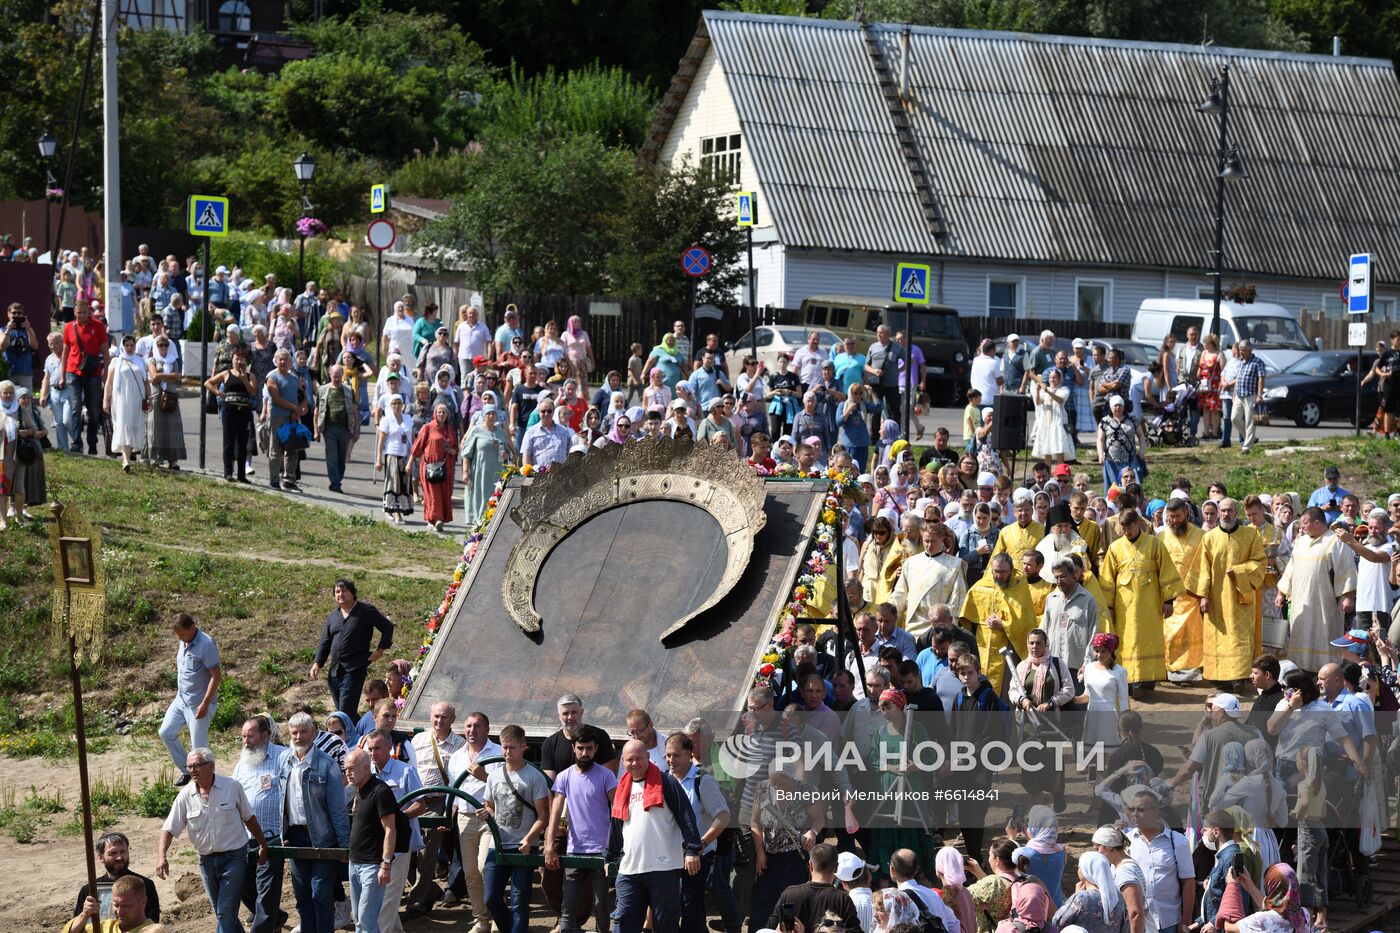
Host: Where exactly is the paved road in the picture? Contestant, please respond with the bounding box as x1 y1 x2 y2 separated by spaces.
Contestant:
153 391 470 535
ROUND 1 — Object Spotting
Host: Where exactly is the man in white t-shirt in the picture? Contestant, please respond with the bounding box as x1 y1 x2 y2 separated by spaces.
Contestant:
969 339 1004 401
454 305 492 373
446 711 502 932
1334 510 1397 638
608 739 702 933
381 301 417 363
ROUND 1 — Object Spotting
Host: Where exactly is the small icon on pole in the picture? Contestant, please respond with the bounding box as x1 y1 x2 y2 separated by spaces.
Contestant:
893 262 930 304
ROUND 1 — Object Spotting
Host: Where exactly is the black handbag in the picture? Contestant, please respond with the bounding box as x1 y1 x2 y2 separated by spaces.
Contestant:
424 460 447 484
15 436 39 464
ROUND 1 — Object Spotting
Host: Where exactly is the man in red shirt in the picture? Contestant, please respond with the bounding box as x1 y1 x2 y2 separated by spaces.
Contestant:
64 299 111 454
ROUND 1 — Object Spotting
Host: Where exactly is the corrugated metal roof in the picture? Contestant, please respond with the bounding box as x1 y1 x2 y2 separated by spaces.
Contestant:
680 11 1400 283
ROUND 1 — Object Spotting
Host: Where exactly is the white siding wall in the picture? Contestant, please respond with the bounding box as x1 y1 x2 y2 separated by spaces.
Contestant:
657 46 772 233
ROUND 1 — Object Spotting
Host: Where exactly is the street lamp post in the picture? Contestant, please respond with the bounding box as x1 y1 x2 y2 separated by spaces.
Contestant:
38 131 57 262
293 151 317 292
1197 64 1248 342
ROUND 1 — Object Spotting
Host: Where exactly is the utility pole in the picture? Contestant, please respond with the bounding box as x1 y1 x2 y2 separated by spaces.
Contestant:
100 0 122 324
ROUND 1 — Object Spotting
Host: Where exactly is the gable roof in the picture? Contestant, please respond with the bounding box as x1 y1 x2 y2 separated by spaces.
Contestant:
646 11 1400 284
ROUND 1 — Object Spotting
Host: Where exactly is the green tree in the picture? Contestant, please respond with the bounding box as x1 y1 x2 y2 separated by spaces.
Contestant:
418 132 632 297
480 64 657 150
607 159 745 307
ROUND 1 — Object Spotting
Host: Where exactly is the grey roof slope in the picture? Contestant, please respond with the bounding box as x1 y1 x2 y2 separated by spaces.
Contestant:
647 11 1400 284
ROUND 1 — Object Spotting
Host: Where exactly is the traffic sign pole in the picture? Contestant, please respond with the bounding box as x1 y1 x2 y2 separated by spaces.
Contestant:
367 221 396 371
200 234 210 471
737 193 758 346
1349 253 1375 436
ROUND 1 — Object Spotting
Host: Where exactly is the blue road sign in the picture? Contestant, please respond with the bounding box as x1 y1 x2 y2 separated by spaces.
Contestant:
1349 253 1372 314
736 192 755 227
681 246 712 278
894 262 930 304
188 195 229 237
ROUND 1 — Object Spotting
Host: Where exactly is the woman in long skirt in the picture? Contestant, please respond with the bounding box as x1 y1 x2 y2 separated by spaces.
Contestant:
146 336 186 469
375 394 414 523
461 406 512 527
411 403 458 532
103 333 148 472
16 388 47 510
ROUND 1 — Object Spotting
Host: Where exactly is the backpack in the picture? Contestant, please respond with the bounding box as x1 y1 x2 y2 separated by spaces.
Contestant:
906 889 949 933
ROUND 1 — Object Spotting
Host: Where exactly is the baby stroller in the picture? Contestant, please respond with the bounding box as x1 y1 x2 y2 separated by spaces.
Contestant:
1146 383 1198 448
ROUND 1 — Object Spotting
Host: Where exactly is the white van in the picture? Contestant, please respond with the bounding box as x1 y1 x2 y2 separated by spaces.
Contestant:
1132 298 1317 371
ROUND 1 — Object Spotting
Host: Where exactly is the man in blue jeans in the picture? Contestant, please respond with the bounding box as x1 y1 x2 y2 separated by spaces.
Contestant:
159 613 221 787
316 365 359 493
345 748 407 933
281 712 351 933
157 746 269 933
607 739 704 933
478 724 551 933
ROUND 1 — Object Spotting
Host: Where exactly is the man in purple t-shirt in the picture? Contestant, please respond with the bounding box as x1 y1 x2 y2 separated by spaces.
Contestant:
545 732 619 933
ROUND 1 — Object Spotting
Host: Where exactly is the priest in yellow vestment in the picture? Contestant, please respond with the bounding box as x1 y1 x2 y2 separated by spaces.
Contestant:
1100 507 1182 683
958 552 1037 694
991 494 1045 564
1190 498 1267 682
1159 497 1206 676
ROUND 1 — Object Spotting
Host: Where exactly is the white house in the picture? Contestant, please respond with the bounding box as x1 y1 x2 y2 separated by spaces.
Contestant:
643 11 1400 324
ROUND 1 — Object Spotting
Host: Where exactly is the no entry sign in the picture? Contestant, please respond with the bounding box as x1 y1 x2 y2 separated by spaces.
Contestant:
367 219 396 251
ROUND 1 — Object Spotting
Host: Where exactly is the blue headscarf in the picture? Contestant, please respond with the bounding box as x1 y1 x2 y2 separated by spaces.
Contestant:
328 710 359 747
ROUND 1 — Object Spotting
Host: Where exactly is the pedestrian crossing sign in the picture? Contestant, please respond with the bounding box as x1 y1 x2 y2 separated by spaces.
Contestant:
371 183 387 214
894 261 930 304
187 195 229 237
736 191 755 227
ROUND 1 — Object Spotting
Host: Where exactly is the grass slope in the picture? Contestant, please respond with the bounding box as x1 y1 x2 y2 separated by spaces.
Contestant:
0 452 461 757
1136 436 1400 502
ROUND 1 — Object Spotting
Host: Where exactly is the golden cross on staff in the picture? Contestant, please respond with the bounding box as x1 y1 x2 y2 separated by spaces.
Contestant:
49 501 107 933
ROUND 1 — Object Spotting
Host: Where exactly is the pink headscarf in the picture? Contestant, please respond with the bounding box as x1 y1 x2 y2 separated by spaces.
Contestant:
567 314 582 336
994 882 1053 933
934 845 966 885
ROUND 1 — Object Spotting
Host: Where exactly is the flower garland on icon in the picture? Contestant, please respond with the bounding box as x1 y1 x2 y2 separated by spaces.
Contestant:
752 469 857 689
410 462 543 679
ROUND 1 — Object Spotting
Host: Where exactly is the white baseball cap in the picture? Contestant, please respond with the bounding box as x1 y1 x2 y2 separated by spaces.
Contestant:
835 851 874 882
1209 693 1244 719
1006 333 1020 343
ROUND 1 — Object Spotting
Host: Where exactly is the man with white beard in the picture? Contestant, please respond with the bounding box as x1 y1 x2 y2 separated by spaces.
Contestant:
233 716 290 932
1036 502 1089 573
280 711 350 933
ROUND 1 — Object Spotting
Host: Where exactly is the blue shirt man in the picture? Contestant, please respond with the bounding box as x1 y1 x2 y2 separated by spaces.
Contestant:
233 720 290 932
159 615 222 781
1307 467 1352 525
690 352 730 410
832 339 866 391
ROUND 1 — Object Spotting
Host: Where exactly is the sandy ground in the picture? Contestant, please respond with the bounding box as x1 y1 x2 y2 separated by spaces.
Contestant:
3 686 1221 932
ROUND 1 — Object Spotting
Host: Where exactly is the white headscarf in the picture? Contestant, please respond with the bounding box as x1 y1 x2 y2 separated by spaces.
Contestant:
1078 851 1120 922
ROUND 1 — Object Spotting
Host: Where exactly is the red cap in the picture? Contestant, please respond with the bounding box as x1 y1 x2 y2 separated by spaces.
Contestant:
1052 463 1072 477
472 355 489 366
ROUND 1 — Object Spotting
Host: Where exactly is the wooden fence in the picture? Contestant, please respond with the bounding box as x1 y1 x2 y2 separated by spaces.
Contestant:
1300 311 1398 351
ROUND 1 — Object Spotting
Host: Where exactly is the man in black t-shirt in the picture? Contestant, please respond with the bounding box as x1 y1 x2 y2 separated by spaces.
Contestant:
347 748 409 916
72 831 161 923
511 365 547 450
1247 654 1284 744
539 693 618 780
1379 330 1400 436
767 844 862 933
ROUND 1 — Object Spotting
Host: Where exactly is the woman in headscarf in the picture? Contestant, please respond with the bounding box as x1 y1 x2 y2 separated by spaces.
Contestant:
1019 804 1068 907
579 405 605 447
324 709 358 749
623 406 645 439
872 889 922 933
864 688 933 876
418 325 456 385
1096 395 1147 494
0 383 37 525
1009 631 1076 810
876 421 903 468
1053 851 1125 933
1219 743 1286 868
592 412 633 449
146 333 186 470
872 459 916 515
103 333 149 473
427 365 463 436
993 877 1054 933
936 845 977 933
1209 742 1248 809
602 390 628 431
1225 863 1309 933
561 314 593 394
1075 632 1130 752
645 333 684 392
461 403 511 527
411 403 459 533
375 394 414 524
14 388 47 512
642 366 672 413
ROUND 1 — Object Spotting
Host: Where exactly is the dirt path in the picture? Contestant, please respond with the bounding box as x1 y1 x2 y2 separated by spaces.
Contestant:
150 540 453 580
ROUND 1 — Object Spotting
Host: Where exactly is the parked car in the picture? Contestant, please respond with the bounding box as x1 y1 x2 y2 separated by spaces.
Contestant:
727 325 842 377
1262 350 1379 427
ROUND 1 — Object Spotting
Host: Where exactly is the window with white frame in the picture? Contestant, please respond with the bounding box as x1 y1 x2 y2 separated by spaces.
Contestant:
987 277 1022 318
700 134 742 184
1075 279 1110 324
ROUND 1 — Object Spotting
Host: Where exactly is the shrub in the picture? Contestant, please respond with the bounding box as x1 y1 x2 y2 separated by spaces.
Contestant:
135 775 180 819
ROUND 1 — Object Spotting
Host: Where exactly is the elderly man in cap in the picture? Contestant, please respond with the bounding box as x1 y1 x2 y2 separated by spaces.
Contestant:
1001 332 1028 394
1307 465 1353 525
